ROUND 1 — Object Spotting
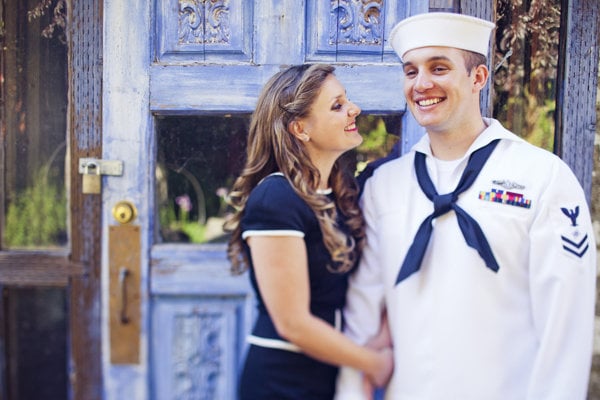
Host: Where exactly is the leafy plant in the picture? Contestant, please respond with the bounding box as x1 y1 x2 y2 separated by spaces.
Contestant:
4 170 66 248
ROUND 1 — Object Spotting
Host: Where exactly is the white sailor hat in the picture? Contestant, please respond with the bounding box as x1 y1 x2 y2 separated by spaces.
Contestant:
389 12 496 61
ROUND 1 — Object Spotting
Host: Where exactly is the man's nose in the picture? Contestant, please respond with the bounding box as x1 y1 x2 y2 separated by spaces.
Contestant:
414 71 434 91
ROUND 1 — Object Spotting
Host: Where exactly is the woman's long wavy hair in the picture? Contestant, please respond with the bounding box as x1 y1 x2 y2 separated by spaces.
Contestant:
225 64 365 275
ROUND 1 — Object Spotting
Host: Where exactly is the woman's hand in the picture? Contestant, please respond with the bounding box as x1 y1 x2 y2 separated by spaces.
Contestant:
361 346 393 399
369 346 394 386
362 310 394 395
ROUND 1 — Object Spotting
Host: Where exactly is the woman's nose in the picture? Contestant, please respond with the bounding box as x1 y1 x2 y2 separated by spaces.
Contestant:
348 101 361 117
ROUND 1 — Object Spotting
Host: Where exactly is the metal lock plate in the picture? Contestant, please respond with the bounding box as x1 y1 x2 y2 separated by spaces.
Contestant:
78 158 123 176
109 224 140 364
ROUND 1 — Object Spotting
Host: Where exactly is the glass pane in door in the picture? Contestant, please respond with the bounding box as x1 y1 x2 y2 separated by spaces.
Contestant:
155 115 250 244
0 1 70 399
2 287 68 400
155 114 400 244
1 0 68 249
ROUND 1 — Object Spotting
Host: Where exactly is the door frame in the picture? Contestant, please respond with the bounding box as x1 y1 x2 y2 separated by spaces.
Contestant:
66 0 104 398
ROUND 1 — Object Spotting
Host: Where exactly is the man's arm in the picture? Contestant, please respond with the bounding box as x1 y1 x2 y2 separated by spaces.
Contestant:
335 178 388 399
526 160 596 399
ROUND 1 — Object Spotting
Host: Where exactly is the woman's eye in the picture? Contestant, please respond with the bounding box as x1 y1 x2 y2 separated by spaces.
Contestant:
332 103 342 111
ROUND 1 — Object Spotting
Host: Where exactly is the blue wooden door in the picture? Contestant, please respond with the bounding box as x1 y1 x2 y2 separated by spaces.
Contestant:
101 1 424 398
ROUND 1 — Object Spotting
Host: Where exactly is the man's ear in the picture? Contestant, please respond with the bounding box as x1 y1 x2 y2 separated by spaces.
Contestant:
472 64 489 91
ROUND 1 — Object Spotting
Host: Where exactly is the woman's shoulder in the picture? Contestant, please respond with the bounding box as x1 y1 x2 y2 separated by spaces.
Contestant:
248 173 300 203
243 173 314 232
246 173 313 216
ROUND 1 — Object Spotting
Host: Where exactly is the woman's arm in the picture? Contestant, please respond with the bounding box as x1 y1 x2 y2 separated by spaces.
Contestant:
248 235 393 387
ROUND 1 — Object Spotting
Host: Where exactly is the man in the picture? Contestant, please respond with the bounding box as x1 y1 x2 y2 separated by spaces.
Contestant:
336 12 596 399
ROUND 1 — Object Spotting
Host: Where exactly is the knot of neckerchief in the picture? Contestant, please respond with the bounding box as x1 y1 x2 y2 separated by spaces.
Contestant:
395 139 501 285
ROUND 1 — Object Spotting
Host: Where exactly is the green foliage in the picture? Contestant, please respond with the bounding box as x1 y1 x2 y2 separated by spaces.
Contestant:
526 98 555 150
159 200 207 243
353 115 399 175
4 170 66 247
180 223 206 243
494 86 555 151
356 115 399 159
493 0 559 152
358 117 388 154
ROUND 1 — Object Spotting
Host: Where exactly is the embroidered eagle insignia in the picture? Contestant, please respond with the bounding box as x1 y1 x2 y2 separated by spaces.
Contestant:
559 206 588 258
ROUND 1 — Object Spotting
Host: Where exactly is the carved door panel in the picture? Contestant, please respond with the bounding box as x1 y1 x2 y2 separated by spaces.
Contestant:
101 1 424 398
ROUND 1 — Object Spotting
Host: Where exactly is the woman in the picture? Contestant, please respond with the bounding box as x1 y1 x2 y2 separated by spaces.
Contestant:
225 64 393 399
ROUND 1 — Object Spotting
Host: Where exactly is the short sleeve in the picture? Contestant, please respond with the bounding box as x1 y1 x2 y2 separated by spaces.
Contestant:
241 175 314 239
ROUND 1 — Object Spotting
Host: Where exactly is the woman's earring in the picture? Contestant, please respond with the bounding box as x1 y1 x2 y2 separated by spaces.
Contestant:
300 133 310 142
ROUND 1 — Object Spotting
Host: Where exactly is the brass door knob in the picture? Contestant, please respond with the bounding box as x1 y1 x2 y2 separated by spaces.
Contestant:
112 201 137 224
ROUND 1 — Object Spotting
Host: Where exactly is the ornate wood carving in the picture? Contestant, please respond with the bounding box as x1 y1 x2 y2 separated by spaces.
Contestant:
329 0 383 45
306 0 410 62
172 311 223 399
178 0 230 45
157 0 250 62
150 290 251 400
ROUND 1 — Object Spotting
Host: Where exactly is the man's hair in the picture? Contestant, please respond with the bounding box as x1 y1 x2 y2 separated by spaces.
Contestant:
462 50 488 74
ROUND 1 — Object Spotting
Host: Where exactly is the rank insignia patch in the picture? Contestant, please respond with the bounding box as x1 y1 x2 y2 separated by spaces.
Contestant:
560 206 589 258
478 188 532 209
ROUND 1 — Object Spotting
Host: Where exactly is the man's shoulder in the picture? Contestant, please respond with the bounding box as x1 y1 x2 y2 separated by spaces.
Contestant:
373 151 414 176
498 134 560 165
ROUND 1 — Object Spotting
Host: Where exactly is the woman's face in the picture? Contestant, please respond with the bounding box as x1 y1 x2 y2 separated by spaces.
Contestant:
299 74 363 162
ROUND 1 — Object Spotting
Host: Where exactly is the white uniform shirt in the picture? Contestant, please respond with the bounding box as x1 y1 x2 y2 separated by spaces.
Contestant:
335 119 596 400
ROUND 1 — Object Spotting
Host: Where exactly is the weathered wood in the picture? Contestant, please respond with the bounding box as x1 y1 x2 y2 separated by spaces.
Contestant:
555 0 599 204
0 252 83 286
67 0 104 398
150 64 406 114
102 0 152 397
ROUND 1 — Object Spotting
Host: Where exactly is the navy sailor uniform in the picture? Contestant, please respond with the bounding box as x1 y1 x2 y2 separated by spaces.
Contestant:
336 118 596 400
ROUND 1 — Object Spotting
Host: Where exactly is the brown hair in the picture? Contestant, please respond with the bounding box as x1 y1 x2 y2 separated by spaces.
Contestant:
225 64 365 275
462 49 488 74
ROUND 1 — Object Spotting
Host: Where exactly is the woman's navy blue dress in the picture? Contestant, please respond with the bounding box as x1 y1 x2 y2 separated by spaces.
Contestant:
238 174 352 400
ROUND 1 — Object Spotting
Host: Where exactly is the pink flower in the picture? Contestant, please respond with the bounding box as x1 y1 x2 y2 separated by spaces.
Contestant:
175 194 192 212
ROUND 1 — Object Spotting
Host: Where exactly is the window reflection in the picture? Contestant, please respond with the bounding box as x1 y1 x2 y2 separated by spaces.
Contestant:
155 114 399 244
